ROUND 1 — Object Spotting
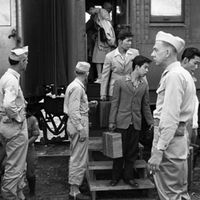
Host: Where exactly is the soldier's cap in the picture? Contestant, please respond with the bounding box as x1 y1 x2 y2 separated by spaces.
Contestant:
75 61 90 73
9 46 29 61
155 31 185 54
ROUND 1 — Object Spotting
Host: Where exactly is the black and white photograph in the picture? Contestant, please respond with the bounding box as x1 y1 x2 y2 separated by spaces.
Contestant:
0 0 200 200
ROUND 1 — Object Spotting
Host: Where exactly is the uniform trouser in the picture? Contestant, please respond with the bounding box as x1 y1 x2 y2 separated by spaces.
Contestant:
112 125 140 181
68 117 89 186
153 156 190 200
1 121 28 200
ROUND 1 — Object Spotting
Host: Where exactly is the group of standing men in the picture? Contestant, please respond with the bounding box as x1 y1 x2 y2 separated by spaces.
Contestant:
0 18 200 200
65 29 200 200
0 31 200 200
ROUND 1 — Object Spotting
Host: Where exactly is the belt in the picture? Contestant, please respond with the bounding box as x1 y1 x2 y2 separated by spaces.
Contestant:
81 113 88 117
154 118 186 126
154 118 186 137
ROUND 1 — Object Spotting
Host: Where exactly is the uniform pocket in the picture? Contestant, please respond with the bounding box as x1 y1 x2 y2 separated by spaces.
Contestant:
67 120 77 139
0 117 22 139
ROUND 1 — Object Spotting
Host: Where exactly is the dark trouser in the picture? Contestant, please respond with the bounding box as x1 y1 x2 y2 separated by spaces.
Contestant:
112 125 140 181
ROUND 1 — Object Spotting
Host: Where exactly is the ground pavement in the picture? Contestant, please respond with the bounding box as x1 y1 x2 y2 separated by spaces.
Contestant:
31 144 200 200
0 143 200 200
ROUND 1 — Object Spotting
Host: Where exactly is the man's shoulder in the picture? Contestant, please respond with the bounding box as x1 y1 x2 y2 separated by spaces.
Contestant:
67 79 81 88
0 71 17 84
127 48 139 55
168 65 192 79
66 79 83 94
106 48 117 57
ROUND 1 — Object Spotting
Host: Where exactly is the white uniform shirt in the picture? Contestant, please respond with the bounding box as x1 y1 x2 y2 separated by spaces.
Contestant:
63 78 89 131
0 68 26 122
192 95 199 129
153 61 196 150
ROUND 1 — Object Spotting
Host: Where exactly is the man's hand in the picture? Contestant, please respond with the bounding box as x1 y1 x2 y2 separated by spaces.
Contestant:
149 124 154 131
109 123 116 131
101 95 107 101
89 100 98 108
79 128 87 142
147 148 163 175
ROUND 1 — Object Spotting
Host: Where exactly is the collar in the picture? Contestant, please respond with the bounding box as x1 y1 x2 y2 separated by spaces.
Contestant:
74 78 85 89
114 48 121 57
125 74 144 84
165 61 181 71
114 48 134 57
7 68 20 80
162 61 181 77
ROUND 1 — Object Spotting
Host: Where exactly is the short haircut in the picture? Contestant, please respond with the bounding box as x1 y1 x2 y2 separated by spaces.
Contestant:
8 57 20 65
181 47 200 61
102 2 112 10
75 70 87 75
132 55 152 71
117 30 133 41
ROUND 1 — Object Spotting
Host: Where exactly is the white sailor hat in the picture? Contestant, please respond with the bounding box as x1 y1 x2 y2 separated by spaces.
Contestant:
9 46 28 61
75 61 90 73
155 31 185 53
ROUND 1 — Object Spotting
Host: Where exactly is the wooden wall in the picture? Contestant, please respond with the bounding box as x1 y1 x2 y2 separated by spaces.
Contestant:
129 0 200 103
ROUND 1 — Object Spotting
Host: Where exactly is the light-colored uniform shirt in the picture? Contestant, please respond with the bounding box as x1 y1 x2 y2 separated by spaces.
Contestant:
64 78 89 131
192 95 199 129
0 68 26 123
0 68 28 200
153 61 196 152
64 78 89 186
101 47 139 97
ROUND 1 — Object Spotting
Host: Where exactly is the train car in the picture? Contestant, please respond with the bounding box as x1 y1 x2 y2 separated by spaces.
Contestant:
0 0 200 139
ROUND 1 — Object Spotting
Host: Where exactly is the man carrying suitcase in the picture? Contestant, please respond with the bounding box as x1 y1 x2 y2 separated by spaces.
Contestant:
109 55 154 186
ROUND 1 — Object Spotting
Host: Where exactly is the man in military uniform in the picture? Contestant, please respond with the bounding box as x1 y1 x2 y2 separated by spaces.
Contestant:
0 46 29 200
148 31 196 200
64 62 91 200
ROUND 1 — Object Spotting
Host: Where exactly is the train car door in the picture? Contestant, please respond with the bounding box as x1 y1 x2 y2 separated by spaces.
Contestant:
20 0 86 98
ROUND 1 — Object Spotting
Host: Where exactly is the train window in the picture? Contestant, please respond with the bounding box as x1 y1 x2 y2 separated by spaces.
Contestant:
150 0 184 23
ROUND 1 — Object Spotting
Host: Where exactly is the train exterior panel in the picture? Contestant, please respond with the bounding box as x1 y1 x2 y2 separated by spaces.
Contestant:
0 0 200 104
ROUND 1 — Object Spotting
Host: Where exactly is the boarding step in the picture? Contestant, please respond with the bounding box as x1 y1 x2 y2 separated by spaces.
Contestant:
88 160 147 170
89 137 144 151
88 178 155 192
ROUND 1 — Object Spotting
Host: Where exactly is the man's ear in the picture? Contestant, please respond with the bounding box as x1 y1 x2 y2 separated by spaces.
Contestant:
166 48 171 58
182 57 189 64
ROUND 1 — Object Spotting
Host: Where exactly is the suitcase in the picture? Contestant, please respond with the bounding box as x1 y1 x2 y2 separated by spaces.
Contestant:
102 131 122 158
99 101 111 128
